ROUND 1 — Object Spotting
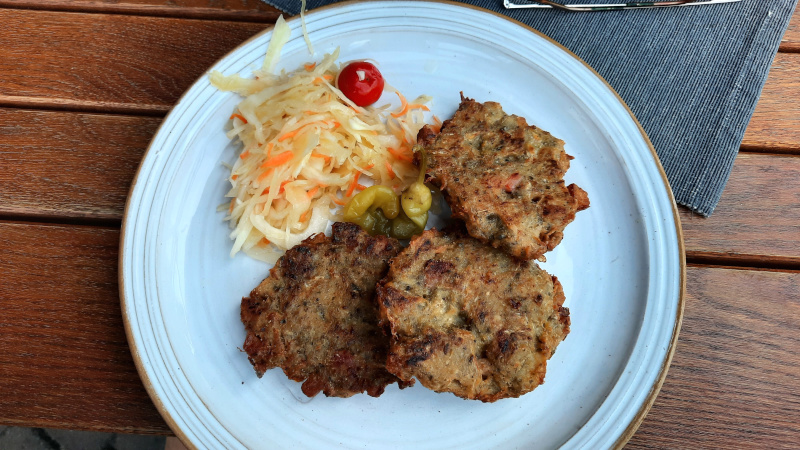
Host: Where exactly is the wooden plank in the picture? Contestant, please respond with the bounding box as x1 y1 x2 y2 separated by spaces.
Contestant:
680 153 800 265
0 9 265 114
0 108 158 222
0 0 280 21
3 222 798 442
780 4 800 52
628 266 800 448
0 222 169 434
742 52 800 152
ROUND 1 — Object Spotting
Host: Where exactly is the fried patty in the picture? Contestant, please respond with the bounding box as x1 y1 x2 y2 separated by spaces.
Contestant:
377 228 570 402
240 222 410 398
418 96 590 261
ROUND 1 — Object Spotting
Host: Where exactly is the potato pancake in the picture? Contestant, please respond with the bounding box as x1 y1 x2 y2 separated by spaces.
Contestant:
417 95 589 261
377 228 570 402
240 222 411 398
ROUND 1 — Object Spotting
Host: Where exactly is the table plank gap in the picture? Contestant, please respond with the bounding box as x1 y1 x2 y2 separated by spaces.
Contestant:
0 0 281 22
0 212 122 228
686 254 800 273
739 144 800 154
0 96 169 116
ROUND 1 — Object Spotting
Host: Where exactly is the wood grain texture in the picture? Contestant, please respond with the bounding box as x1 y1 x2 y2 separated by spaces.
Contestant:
680 153 800 265
0 222 169 434
0 108 158 221
627 266 800 448
0 0 280 21
742 52 800 153
0 9 265 114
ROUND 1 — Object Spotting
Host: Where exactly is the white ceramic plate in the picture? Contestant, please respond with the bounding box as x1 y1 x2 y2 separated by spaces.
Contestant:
120 2 685 448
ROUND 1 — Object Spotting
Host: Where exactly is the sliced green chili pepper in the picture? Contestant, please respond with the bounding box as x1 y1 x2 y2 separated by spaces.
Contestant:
343 185 399 221
401 182 432 217
391 210 425 239
342 146 433 239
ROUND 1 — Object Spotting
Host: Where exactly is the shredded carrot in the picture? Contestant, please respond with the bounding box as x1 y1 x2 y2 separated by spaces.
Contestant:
307 186 319 199
230 113 247 123
263 179 291 195
304 110 316 115
300 210 310 222
266 142 274 157
364 163 375 170
258 237 271 246
356 183 367 191
385 162 396 179
239 150 250 160
388 146 413 162
260 151 293 168
312 75 333 85
329 194 346 206
228 199 235 213
333 121 341 128
278 130 297 142
408 104 430 112
391 92 409 118
278 121 331 142
231 174 238 181
257 168 275 183
311 152 332 162
304 62 316 71
346 172 361 197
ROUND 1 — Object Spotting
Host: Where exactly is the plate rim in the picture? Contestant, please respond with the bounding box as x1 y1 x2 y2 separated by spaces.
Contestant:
118 1 686 448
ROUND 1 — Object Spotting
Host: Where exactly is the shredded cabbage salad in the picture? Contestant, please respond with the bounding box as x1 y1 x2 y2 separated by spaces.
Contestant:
212 15 433 262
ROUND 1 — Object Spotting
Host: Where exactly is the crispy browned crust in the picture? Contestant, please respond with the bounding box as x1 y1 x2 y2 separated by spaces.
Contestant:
377 228 570 402
240 222 412 398
418 95 590 261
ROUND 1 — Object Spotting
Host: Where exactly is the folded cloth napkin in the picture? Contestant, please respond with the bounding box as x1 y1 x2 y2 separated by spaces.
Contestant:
261 0 797 216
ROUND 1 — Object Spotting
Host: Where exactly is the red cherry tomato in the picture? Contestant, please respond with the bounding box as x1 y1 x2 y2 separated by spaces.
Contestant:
336 61 384 106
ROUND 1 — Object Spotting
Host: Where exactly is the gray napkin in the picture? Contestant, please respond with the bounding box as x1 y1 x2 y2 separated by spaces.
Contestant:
261 0 797 216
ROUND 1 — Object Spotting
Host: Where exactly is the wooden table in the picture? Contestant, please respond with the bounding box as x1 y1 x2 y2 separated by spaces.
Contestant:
1 1 798 447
